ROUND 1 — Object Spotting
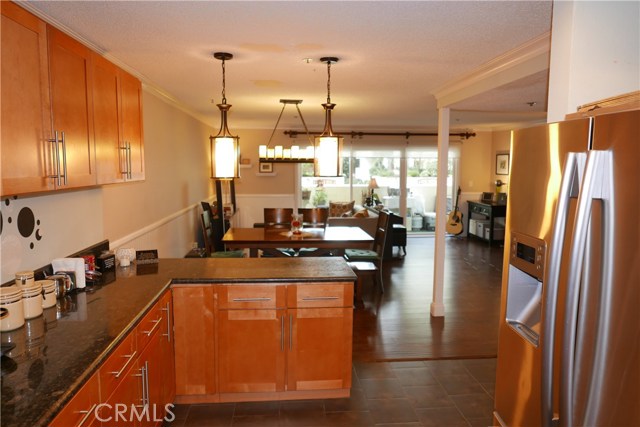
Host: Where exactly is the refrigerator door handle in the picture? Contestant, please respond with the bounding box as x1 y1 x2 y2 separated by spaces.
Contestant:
541 152 586 427
561 150 613 427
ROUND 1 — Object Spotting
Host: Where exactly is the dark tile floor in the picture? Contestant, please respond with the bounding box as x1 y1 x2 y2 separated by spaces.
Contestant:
165 358 496 427
165 237 501 427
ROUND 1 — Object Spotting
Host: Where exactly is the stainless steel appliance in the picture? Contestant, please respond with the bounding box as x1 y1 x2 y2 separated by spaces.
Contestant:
494 110 639 427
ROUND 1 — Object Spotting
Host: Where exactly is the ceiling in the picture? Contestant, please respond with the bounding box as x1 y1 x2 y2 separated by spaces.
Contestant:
24 0 553 132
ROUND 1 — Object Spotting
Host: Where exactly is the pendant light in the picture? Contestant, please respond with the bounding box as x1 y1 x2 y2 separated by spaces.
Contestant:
314 57 343 177
210 52 240 179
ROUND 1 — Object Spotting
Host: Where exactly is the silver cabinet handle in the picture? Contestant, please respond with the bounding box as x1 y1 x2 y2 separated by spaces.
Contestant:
280 315 285 351
48 131 61 186
143 361 150 406
109 351 137 378
232 297 271 302
126 142 132 179
301 296 339 301
120 142 130 178
289 314 293 351
74 403 97 427
60 131 67 185
161 304 171 342
142 318 163 336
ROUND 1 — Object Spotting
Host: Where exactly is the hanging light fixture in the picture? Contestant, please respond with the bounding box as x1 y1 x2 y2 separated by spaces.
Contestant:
314 57 343 177
210 52 240 179
258 99 315 163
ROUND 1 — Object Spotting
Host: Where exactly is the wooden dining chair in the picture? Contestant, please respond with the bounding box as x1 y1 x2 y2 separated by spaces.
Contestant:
200 211 244 258
263 208 294 257
263 208 294 230
298 207 329 229
344 210 391 293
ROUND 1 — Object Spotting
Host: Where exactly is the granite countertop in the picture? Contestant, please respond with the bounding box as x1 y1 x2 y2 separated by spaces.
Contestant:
0 257 356 427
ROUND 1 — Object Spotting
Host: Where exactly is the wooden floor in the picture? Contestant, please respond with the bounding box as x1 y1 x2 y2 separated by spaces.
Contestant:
353 235 504 362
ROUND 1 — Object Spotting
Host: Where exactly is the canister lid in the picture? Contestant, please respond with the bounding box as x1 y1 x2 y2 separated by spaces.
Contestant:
21 283 42 297
37 279 56 292
0 285 23 302
15 270 34 278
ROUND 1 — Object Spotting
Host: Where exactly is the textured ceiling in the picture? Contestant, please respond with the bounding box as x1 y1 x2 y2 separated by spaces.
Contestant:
24 0 553 131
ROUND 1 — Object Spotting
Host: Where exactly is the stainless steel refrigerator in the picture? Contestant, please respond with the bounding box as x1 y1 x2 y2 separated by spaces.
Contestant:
493 110 639 427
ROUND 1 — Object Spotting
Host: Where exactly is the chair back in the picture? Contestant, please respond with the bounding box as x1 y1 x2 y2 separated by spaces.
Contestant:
298 208 329 229
264 208 294 230
200 211 215 256
372 210 391 257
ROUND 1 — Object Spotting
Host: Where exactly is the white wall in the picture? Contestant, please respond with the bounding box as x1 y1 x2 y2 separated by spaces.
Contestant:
548 1 640 121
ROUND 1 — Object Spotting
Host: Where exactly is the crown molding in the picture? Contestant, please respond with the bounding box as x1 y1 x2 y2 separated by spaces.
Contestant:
432 31 551 108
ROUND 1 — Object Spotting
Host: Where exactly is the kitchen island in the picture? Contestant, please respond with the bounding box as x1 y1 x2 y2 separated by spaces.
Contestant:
0 257 356 427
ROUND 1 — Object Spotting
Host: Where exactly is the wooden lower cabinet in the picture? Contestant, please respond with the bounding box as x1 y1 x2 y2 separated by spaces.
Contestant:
174 282 353 403
50 371 101 427
51 290 174 427
287 307 353 392
217 308 286 394
172 286 216 400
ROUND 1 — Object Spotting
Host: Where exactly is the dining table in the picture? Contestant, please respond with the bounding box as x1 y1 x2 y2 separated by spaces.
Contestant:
222 226 374 258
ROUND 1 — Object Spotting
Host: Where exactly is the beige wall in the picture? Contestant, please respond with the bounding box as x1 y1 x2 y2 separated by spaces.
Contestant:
234 129 297 195
459 131 493 194
102 90 214 242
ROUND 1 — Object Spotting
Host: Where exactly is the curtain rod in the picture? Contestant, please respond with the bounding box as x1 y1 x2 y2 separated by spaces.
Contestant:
283 130 476 140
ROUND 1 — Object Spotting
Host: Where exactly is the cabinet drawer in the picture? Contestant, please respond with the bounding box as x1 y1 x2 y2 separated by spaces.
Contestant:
137 292 169 350
470 204 490 216
50 372 100 427
99 330 137 401
287 283 353 308
218 284 285 310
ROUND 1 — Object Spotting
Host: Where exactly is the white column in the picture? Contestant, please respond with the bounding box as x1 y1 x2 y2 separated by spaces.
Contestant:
431 107 449 317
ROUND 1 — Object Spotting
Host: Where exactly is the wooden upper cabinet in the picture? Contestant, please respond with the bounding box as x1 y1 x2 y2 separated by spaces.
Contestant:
93 54 145 184
1 1 54 195
93 54 122 184
48 26 97 190
1 2 143 196
120 70 145 182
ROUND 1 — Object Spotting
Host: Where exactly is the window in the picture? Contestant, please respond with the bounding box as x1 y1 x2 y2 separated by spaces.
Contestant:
298 143 459 233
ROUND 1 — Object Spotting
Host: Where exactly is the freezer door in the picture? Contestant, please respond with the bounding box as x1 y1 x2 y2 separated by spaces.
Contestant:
564 110 640 426
494 118 590 427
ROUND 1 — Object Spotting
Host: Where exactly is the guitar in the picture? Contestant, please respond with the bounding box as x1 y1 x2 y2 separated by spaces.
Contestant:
446 186 464 235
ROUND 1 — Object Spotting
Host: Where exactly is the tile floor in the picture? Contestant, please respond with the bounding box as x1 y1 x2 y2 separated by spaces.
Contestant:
164 358 496 427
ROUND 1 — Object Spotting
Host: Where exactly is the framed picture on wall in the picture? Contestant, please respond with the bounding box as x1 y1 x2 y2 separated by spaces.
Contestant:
259 162 273 173
496 154 510 175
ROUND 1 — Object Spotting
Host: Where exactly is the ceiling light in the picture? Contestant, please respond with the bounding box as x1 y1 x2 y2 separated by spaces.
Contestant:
314 57 343 177
259 100 315 164
210 52 240 180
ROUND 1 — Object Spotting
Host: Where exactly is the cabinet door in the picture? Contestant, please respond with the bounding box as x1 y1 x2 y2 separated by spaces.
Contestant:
120 70 145 181
139 327 167 427
217 308 286 393
50 371 101 427
1 2 54 195
159 294 176 408
287 307 353 391
48 26 96 189
93 53 124 184
98 360 144 427
172 286 216 397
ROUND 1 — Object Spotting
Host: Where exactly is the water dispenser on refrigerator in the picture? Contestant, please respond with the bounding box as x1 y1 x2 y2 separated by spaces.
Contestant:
505 231 546 347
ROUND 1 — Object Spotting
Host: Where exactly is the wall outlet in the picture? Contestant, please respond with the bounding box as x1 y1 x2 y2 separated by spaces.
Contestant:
191 242 198 249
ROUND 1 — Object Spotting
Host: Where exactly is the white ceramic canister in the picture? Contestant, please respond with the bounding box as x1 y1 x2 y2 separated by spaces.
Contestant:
15 270 35 287
39 279 56 309
0 285 25 331
21 283 43 319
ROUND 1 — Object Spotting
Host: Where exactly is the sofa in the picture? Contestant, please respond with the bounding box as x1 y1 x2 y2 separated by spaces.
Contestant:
326 202 379 237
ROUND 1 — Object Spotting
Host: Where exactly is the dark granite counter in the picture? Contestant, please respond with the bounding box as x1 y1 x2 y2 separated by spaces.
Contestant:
0 257 356 427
